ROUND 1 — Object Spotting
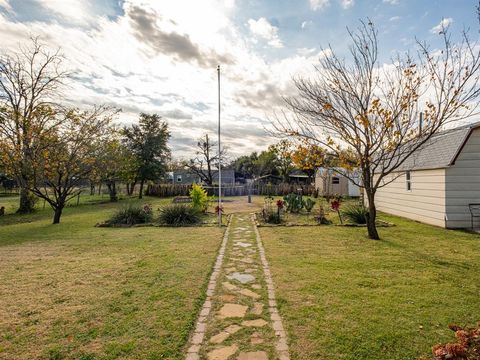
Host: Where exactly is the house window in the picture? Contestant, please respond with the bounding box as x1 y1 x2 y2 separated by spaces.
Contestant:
332 176 340 184
176 175 182 182
406 171 411 191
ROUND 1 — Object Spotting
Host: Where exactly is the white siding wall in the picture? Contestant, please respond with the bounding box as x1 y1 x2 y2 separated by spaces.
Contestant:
375 169 446 227
445 128 480 228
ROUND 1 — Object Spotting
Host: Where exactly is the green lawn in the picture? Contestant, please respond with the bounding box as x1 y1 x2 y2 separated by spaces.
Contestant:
2 194 480 359
0 195 223 359
261 213 480 360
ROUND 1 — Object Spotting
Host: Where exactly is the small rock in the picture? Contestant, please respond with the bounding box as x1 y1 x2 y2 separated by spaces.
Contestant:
220 294 237 302
234 241 252 248
218 303 248 319
225 267 237 274
240 258 254 264
239 288 260 299
209 324 242 344
223 282 239 291
251 302 264 315
250 331 264 345
227 272 255 284
237 351 268 360
241 319 268 327
207 344 239 360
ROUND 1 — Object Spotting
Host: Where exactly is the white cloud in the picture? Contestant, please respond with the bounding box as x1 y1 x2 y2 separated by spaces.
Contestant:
389 16 401 21
301 20 313 29
0 1 327 158
430 18 453 34
298 47 317 56
309 0 330 11
340 0 354 9
247 17 283 48
383 0 399 4
34 0 96 25
0 0 12 12
310 0 352 11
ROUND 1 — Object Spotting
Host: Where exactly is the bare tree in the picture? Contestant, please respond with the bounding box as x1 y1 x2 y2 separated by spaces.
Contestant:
0 37 68 213
29 106 116 224
274 21 480 239
184 134 227 186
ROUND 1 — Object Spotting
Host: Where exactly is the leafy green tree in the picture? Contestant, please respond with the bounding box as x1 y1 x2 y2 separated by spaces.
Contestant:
230 152 258 179
254 149 279 177
122 113 170 199
269 140 294 182
94 131 133 202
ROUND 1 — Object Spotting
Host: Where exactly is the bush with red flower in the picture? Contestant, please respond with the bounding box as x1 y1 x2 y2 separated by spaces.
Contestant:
215 205 224 215
330 196 343 224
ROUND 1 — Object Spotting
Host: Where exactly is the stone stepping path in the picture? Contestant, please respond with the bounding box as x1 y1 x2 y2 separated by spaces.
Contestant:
186 214 290 360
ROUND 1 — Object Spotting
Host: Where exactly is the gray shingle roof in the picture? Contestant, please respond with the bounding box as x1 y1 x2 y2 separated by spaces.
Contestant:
398 122 480 171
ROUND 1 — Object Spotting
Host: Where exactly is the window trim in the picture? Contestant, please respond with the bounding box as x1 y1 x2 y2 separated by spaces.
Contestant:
405 171 412 191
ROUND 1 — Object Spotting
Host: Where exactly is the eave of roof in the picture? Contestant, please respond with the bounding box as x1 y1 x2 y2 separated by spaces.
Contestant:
394 121 480 172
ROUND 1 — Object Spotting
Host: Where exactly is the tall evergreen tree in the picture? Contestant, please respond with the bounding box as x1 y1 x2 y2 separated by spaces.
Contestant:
122 113 170 199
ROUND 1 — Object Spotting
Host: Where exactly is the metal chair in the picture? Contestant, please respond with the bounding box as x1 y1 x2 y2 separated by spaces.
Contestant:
468 204 480 230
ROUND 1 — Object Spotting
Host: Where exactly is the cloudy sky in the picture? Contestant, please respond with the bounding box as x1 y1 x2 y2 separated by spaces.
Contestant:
0 0 478 159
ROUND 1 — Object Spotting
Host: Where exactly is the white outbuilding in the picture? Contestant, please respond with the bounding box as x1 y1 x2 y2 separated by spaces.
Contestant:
375 122 480 229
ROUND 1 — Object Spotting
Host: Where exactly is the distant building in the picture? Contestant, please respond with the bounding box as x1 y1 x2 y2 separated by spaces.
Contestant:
172 169 236 185
288 170 311 185
315 168 361 197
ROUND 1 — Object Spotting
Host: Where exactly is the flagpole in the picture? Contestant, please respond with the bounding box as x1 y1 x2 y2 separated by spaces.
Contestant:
217 65 222 227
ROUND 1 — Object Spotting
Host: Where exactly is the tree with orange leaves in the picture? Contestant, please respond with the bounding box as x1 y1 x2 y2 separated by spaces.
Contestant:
291 142 326 184
274 20 480 239
0 38 68 214
28 106 117 224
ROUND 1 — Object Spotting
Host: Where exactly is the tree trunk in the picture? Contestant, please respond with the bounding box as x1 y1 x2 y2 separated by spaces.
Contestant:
52 206 63 224
139 179 144 199
17 187 35 213
365 189 380 240
90 183 95 196
107 181 118 202
127 181 136 196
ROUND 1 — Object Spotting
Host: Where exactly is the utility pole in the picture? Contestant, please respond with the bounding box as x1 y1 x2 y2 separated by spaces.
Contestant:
217 65 222 227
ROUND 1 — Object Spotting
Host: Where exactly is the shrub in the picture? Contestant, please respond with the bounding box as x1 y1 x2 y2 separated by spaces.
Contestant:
342 203 369 224
283 193 304 213
261 196 282 224
190 183 208 212
158 204 200 226
304 198 316 212
262 210 282 224
314 202 331 225
106 204 153 226
330 196 343 224
276 199 284 210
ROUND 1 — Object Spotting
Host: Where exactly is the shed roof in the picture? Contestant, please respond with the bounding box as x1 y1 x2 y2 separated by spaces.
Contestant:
398 121 480 171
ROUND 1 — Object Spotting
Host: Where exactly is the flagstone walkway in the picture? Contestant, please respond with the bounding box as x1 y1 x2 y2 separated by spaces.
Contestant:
185 214 289 360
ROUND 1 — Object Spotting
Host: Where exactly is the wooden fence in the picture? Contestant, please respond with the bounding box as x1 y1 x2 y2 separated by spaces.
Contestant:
146 183 318 198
